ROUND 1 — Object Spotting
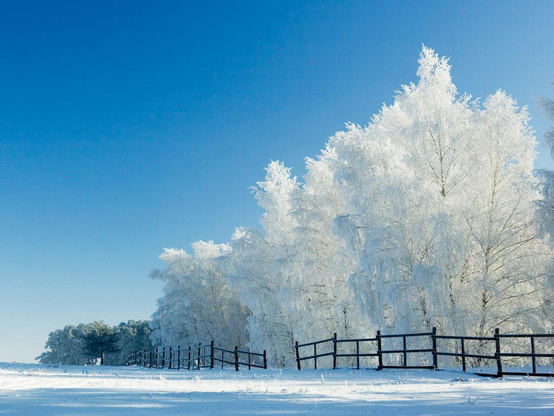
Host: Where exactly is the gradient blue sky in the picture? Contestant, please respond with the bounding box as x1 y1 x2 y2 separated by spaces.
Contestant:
1 1 553 362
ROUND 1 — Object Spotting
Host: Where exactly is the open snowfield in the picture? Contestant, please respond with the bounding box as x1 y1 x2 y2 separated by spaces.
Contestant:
1 363 553 415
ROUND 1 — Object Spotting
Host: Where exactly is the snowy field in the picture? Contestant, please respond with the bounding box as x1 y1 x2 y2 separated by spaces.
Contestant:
1 363 553 415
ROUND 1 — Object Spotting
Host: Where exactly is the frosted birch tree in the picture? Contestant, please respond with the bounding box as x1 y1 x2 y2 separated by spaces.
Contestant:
224 161 300 366
150 46 553 366
150 242 250 349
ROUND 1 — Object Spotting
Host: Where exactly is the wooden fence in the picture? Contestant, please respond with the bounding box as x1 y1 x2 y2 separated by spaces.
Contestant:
295 328 554 377
127 341 267 371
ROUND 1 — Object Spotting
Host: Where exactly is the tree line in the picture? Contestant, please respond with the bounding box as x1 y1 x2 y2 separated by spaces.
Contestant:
37 46 554 369
148 46 554 368
37 320 152 366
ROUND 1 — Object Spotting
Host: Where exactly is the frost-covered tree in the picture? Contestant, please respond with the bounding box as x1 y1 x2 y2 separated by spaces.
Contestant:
331 47 551 337
150 46 553 367
224 161 300 366
149 241 250 349
534 85 554 328
536 87 554 242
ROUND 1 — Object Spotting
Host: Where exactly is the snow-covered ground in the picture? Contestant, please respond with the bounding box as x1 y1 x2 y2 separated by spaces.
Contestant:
0 363 553 415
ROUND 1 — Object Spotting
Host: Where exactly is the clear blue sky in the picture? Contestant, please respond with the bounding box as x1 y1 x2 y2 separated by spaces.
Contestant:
1 1 553 362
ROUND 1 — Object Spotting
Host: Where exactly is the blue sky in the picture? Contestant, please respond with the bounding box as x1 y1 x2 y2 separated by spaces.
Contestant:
1 1 553 362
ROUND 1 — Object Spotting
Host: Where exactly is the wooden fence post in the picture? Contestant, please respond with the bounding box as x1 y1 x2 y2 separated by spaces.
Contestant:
531 336 536 374
263 350 267 369
295 341 301 370
313 343 317 370
461 338 466 372
356 340 360 370
197 343 202 370
149 349 153 368
333 333 337 369
376 330 383 370
432 327 438 370
494 328 503 377
402 336 407 367
234 346 239 371
210 341 215 369
187 345 191 370
162 347 166 368
168 347 173 369
177 345 181 370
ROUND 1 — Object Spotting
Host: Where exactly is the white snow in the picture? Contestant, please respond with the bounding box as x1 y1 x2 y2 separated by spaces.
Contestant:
1 363 553 415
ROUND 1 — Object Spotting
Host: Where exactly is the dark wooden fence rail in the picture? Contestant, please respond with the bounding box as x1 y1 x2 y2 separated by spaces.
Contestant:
378 329 435 370
127 341 267 372
434 332 497 376
295 328 554 377
335 334 379 370
294 337 334 370
496 333 554 377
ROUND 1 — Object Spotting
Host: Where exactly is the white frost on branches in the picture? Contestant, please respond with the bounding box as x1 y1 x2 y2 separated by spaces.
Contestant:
150 46 554 366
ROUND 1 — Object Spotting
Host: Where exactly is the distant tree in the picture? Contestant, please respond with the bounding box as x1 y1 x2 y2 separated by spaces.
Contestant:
83 321 119 365
104 320 153 366
38 320 152 366
36 324 94 365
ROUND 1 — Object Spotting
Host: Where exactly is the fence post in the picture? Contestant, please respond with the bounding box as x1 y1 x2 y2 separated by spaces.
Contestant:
314 343 317 370
197 343 202 370
169 347 173 369
234 346 239 371
149 349 153 368
402 336 407 367
162 347 166 368
155 347 159 367
177 345 181 370
431 327 437 370
376 330 383 370
295 341 301 370
187 345 191 370
210 341 215 369
263 350 267 369
248 352 251 370
461 338 466 372
333 333 337 370
530 336 536 374
494 328 503 377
